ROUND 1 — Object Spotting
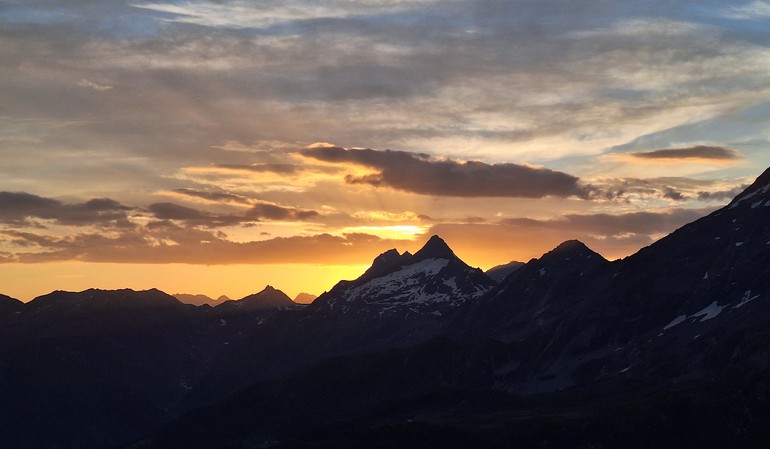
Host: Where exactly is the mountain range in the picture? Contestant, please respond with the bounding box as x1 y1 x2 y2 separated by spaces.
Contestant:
1 166 769 448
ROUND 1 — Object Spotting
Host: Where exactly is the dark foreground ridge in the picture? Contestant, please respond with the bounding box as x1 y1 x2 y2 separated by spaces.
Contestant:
0 167 769 449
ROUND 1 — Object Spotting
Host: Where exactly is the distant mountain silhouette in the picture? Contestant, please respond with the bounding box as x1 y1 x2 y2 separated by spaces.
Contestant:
174 293 231 306
215 285 296 313
294 292 317 304
485 259 525 282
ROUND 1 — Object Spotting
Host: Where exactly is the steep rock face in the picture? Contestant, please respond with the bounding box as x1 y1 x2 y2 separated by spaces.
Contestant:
310 235 495 319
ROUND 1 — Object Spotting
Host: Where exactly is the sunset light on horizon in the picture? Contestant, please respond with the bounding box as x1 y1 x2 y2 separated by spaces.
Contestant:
3 1 770 301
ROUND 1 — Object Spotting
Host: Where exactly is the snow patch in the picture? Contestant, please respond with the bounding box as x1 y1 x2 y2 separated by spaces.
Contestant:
664 314 687 330
703 272 709 280
539 268 547 277
334 258 489 314
735 242 744 247
692 301 725 322
733 290 760 309
752 200 763 209
731 189 761 208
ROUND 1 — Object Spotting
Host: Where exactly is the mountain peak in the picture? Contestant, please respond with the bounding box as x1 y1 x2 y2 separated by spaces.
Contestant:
414 235 455 260
217 285 294 312
553 239 590 253
537 239 607 266
243 285 290 302
359 248 413 281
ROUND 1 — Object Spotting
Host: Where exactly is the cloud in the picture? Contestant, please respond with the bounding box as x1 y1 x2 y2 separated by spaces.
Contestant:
426 207 715 265
147 201 319 227
588 176 748 203
0 191 132 226
500 208 711 236
627 145 741 162
130 1 429 30
697 185 750 201
213 163 305 175
301 146 589 198
77 78 113 91
171 188 253 205
6 227 412 265
721 1 770 19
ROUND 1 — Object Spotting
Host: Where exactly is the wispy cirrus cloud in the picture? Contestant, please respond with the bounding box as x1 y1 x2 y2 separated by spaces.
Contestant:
130 0 433 29
720 1 770 19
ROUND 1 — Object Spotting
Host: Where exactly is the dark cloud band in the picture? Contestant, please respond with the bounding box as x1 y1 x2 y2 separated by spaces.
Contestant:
301 147 589 198
629 145 740 161
0 192 131 226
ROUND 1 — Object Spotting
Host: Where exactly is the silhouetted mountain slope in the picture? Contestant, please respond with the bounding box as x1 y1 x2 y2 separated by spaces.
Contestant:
0 288 277 449
294 292 317 304
184 236 495 409
485 260 525 282
128 337 508 449
457 239 608 341
0 293 22 314
215 285 296 313
455 167 770 394
5 167 770 449
136 166 770 449
174 293 230 306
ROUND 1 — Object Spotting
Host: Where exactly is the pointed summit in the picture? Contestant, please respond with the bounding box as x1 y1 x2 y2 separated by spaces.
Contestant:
216 285 294 312
360 248 413 281
413 235 456 261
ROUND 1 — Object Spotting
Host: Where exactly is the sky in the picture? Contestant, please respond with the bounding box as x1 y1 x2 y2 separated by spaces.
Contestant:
2 0 770 301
